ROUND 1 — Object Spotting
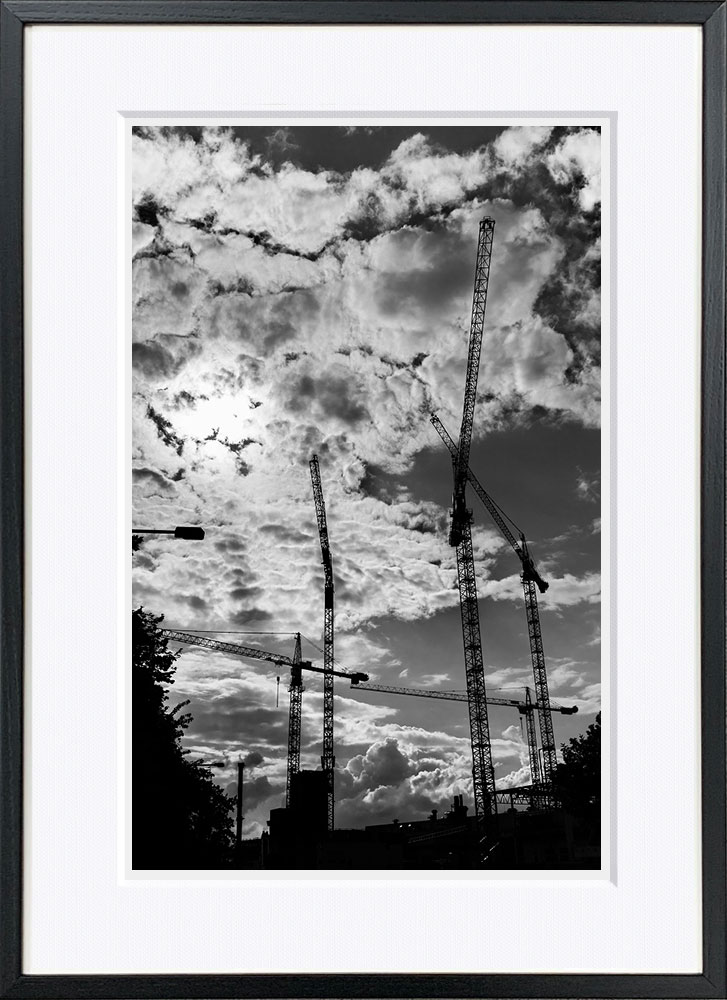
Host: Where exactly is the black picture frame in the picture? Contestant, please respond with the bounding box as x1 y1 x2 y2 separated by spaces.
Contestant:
1 2 725 997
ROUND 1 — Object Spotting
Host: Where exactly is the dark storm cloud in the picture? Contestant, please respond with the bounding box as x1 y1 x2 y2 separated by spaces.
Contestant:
132 465 177 494
228 607 274 628
229 226 332 263
359 463 405 503
241 775 283 811
284 372 369 426
371 225 475 318
487 128 601 383
133 232 195 263
188 698 287 743
207 276 254 297
171 389 198 408
229 585 263 602
197 434 254 476
488 127 597 214
134 194 162 228
214 536 246 553
344 196 466 246
177 212 333 264
133 550 159 572
205 287 320 352
532 208 601 382
133 341 177 379
258 524 312 545
409 516 438 535
265 127 300 162
183 209 217 233
146 404 185 455
183 595 208 610
133 332 202 382
187 124 505 175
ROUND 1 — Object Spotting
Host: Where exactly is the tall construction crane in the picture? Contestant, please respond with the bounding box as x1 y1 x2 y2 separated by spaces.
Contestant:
523 688 541 789
309 455 335 831
430 413 559 801
287 634 303 808
446 216 497 848
159 629 367 809
348 678 577 797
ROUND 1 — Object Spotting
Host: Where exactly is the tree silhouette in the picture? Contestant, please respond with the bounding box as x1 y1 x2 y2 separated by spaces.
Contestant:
554 713 600 845
132 608 236 869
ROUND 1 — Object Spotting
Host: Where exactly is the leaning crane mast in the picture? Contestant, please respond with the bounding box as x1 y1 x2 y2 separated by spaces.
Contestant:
309 455 335 832
286 633 304 808
430 414 558 802
448 217 497 841
522 572 557 798
523 687 542 788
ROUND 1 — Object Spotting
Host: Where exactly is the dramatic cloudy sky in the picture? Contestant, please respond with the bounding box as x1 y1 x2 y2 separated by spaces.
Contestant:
132 124 601 839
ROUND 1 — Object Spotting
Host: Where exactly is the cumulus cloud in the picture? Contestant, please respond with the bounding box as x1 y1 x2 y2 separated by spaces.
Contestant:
335 737 472 828
547 131 601 212
133 125 602 831
481 571 601 610
332 720 542 829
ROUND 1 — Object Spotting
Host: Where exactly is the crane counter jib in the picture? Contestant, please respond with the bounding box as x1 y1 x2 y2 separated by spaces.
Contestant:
159 629 368 683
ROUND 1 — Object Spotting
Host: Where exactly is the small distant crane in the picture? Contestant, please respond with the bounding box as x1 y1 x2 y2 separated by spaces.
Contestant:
430 414 558 804
159 629 367 809
348 678 577 797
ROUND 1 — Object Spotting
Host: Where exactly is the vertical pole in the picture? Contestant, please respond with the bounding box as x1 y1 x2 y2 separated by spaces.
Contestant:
286 636 303 808
236 760 244 849
310 456 336 832
523 579 557 806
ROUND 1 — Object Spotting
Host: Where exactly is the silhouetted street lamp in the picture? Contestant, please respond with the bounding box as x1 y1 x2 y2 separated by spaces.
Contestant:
133 526 205 540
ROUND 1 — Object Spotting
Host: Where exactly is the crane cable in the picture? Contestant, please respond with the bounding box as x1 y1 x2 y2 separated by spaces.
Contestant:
484 487 527 544
168 629 299 636
300 633 356 674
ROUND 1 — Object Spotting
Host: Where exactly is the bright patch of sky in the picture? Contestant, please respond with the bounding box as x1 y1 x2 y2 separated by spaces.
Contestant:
132 124 601 836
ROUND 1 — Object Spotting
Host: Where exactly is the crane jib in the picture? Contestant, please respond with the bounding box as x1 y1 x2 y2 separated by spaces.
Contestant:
431 413 549 595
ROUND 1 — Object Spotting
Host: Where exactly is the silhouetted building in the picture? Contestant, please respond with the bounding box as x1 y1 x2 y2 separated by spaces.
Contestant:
290 769 328 834
234 837 264 869
263 787 599 871
493 808 575 868
267 769 327 868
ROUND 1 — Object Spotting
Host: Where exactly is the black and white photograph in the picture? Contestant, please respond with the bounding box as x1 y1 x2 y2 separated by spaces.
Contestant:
131 123 602 872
